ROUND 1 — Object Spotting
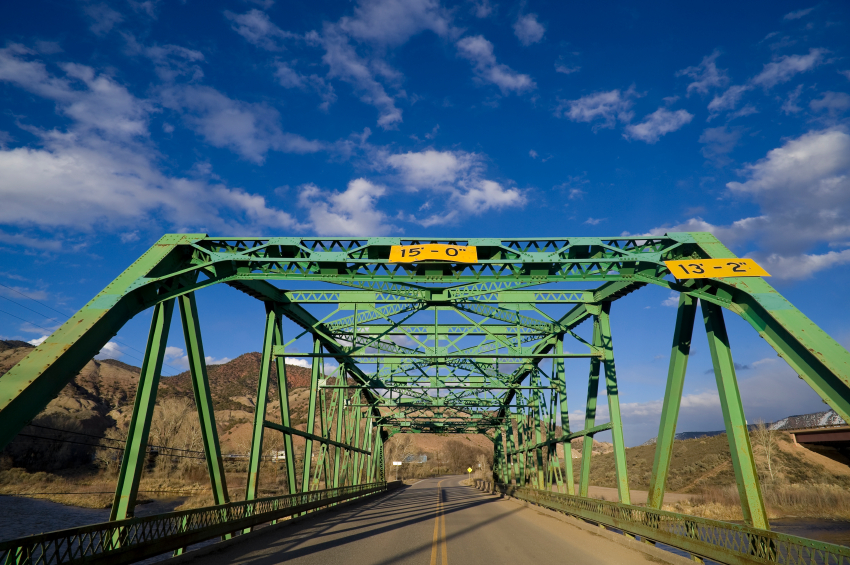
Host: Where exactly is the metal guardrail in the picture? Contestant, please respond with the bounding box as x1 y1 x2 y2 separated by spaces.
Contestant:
1 482 392 565
474 482 850 565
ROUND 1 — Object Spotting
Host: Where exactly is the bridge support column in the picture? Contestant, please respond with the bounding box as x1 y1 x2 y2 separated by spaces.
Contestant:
647 293 696 509
579 310 602 498
333 372 346 488
302 338 323 492
599 303 631 505
703 302 769 529
245 304 277 512
556 334 575 495
531 370 545 489
178 293 229 508
110 298 175 521
272 309 297 496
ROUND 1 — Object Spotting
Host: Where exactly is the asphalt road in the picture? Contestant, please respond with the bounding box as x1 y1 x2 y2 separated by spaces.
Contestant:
188 476 666 565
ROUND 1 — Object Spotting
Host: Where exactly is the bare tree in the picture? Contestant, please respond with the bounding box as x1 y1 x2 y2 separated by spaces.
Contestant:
752 419 777 482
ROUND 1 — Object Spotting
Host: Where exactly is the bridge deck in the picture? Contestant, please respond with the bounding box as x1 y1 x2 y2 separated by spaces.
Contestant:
178 476 685 565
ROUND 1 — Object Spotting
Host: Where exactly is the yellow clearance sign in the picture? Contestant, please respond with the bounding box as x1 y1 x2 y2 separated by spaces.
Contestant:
389 244 477 263
664 258 770 279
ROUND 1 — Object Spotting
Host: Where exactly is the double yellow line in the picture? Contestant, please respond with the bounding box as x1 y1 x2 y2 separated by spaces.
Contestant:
430 479 448 565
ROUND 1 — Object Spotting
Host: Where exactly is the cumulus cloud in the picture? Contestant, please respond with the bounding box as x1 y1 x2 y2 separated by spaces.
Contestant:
751 48 827 89
809 91 850 117
274 62 336 110
160 85 324 162
225 9 296 51
299 179 396 235
95 341 124 360
27 335 48 346
339 0 452 46
556 87 637 129
624 108 693 143
513 14 545 46
0 45 309 238
456 35 535 95
677 50 729 96
384 149 525 220
650 129 850 279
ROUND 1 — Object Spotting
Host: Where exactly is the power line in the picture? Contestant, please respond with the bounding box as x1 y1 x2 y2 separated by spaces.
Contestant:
0 287 182 373
24 423 208 456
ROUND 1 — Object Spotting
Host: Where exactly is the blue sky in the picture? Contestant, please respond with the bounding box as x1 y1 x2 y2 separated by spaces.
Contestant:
1 0 849 445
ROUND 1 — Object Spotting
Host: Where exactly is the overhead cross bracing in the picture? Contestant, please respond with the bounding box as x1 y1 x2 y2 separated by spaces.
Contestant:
3 232 850 565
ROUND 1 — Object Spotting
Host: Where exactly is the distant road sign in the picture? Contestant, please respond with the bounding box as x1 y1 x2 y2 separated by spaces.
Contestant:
392 461 402 466
467 467 472 473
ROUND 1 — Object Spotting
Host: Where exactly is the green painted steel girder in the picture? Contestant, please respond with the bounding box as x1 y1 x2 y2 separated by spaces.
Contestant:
2 231 850 542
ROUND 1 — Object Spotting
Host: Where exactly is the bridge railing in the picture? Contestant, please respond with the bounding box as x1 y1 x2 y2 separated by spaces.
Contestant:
1 482 393 565
487 483 850 565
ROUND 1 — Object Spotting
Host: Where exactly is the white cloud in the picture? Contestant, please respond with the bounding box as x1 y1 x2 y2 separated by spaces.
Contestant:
0 46 308 238
677 50 729 96
470 0 493 18
841 70 850 81
707 84 751 117
27 335 48 346
205 355 231 366
320 27 403 128
650 129 850 279
387 149 476 188
661 292 678 307
529 149 538 158
339 0 452 46
84 4 123 36
456 35 535 95
225 9 295 51
810 91 850 116
384 149 525 217
513 14 545 46
160 85 324 162
783 7 815 20
584 217 605 226
624 108 693 143
0 45 150 140
555 63 580 75
298 179 396 235
751 48 826 89
781 84 804 114
699 125 741 165
124 37 205 82
95 341 124 360
274 62 336 110
556 87 636 129
285 357 311 368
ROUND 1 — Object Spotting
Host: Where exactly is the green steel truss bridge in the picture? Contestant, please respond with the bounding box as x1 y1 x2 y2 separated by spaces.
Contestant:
3 232 850 564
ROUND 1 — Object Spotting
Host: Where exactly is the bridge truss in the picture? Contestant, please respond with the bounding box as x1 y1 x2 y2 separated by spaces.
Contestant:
3 232 850 564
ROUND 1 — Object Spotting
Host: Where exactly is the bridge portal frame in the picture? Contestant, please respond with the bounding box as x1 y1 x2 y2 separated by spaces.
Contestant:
2 232 850 564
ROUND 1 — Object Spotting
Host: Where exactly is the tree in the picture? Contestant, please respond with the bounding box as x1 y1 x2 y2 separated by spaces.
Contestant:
752 419 777 482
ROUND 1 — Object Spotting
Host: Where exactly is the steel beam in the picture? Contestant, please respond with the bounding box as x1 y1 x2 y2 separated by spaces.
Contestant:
703 301 769 530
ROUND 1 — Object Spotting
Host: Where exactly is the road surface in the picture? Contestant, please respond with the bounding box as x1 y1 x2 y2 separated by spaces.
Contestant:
185 475 677 564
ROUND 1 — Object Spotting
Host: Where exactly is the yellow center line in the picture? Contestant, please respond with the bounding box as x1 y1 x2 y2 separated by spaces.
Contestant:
430 479 449 565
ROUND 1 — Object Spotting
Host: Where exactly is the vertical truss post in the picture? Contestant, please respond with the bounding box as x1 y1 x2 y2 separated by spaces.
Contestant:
579 311 602 498
272 309 297 495
178 293 228 506
703 302 769 530
599 303 631 505
352 402 363 485
502 420 513 485
302 338 322 492
648 293 697 509
531 370 545 489
110 299 175 521
333 374 345 489
375 431 385 482
556 335 575 495
245 304 277 512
